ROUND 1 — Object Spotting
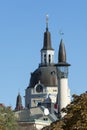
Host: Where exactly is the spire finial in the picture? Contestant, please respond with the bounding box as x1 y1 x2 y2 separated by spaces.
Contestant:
46 14 49 31
18 88 20 95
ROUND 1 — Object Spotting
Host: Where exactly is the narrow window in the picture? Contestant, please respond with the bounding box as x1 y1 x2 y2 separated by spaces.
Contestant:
49 54 51 64
44 54 46 63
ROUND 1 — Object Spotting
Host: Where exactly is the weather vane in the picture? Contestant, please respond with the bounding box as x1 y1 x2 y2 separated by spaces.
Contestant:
59 29 64 37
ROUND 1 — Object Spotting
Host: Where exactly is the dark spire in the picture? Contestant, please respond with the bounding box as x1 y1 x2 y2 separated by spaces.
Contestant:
58 39 66 63
41 15 54 50
15 93 23 111
58 39 70 66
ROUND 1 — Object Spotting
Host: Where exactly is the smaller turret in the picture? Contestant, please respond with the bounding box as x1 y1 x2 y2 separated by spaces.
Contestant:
55 39 71 118
58 39 66 63
58 39 70 67
15 93 23 111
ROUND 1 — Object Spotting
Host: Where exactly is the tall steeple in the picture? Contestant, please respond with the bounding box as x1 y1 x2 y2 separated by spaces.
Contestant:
42 15 53 50
15 93 23 111
40 15 54 66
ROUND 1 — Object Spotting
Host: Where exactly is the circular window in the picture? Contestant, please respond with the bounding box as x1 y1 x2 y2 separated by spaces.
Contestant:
36 84 43 93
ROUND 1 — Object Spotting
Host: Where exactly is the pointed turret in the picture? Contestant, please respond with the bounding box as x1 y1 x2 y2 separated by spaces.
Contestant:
58 39 70 66
58 39 66 63
15 93 23 111
40 15 54 66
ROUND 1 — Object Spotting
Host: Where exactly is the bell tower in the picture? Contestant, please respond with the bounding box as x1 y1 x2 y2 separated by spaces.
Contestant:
40 15 54 66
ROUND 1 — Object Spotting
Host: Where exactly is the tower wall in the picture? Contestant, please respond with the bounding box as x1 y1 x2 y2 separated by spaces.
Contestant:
58 78 70 117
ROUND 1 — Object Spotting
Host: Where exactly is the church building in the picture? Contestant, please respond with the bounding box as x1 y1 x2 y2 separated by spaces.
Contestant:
25 17 70 117
25 17 58 109
15 17 71 129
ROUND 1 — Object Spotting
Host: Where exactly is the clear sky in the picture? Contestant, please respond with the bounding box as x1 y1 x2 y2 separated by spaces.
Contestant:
0 0 87 109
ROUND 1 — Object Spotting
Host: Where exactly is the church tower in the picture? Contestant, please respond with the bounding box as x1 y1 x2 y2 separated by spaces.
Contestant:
25 16 58 108
40 15 54 66
56 39 71 118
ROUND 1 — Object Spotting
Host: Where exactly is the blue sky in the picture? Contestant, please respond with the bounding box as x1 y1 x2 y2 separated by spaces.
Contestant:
0 0 87 108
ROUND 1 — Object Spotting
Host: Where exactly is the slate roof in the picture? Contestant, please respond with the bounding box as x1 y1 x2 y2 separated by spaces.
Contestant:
28 65 58 88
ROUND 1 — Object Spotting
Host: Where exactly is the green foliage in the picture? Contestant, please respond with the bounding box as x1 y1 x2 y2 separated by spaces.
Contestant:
42 92 87 130
0 106 18 130
63 92 87 130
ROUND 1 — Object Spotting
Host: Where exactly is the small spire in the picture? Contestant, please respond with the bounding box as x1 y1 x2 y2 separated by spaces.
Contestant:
46 14 49 31
15 93 23 111
58 39 66 63
57 39 71 66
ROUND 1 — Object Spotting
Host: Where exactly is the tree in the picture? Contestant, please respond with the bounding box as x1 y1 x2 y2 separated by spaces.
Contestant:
42 92 87 130
0 105 18 130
